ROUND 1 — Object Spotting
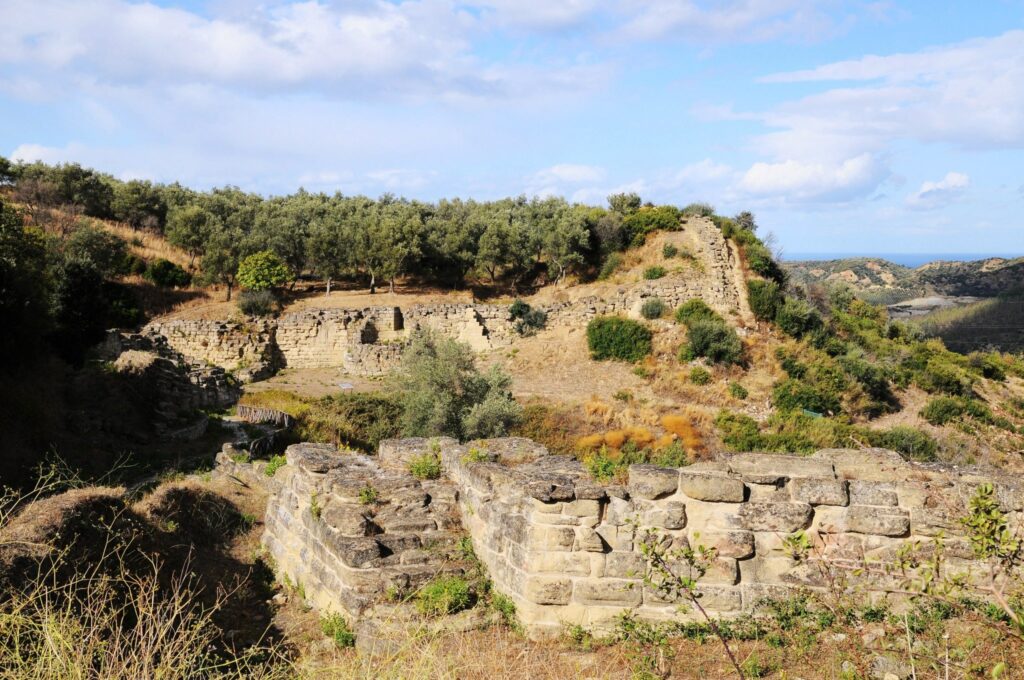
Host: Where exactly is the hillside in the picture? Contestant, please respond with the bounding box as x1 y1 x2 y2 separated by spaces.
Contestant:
784 255 1024 304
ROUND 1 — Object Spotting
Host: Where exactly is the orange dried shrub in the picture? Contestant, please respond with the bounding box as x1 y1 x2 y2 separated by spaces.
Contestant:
576 434 604 450
661 414 707 459
603 430 627 449
652 434 676 450
624 426 655 447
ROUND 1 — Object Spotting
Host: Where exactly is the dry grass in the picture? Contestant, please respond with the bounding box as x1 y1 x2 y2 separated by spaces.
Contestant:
92 218 194 269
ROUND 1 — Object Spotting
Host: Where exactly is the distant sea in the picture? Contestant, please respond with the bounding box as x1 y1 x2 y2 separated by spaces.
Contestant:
783 253 1024 268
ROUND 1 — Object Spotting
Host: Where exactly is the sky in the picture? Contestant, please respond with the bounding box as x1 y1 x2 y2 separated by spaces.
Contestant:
1 0 1023 256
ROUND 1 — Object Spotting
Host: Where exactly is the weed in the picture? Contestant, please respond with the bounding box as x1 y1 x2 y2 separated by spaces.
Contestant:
728 382 748 400
417 576 473 617
320 613 356 649
309 492 322 520
643 266 667 280
689 366 711 385
358 485 378 505
409 453 442 480
264 454 286 477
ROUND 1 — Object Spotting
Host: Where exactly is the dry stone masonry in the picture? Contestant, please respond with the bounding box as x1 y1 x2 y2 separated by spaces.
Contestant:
141 217 747 379
256 437 1021 639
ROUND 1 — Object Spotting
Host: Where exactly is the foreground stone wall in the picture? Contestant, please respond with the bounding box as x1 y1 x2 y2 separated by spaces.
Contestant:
261 438 1019 639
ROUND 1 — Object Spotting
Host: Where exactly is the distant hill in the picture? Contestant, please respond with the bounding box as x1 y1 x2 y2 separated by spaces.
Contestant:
784 256 1024 304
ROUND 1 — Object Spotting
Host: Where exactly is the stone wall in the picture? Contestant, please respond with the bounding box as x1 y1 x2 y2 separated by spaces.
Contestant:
261 437 1018 639
141 217 748 379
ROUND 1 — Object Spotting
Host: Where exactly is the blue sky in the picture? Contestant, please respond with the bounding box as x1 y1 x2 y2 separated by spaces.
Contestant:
1 0 1023 256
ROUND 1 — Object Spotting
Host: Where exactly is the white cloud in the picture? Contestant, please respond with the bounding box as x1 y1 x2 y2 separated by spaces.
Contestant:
905 172 969 210
738 153 885 202
755 30 1024 155
531 163 606 184
618 0 857 44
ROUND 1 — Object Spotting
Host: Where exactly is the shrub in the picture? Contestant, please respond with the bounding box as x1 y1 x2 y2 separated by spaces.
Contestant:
237 289 277 316
684 318 743 365
674 299 719 325
509 300 547 336
395 331 521 440
775 298 822 338
586 316 652 363
598 252 623 280
321 613 356 648
408 452 442 480
622 205 682 245
729 382 748 400
640 298 666 319
417 576 472 616
747 280 782 322
237 250 292 291
689 366 711 385
122 253 148 275
144 258 191 288
643 266 666 280
920 396 992 426
358 485 379 504
867 426 938 462
772 378 841 415
682 202 715 217
915 358 974 396
662 243 679 259
264 455 286 477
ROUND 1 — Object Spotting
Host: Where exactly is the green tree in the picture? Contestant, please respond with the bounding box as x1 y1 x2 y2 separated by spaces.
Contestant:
394 331 521 440
353 198 425 294
112 180 167 230
166 205 216 268
63 225 128 278
0 199 50 367
200 226 243 300
237 250 293 292
607 192 641 215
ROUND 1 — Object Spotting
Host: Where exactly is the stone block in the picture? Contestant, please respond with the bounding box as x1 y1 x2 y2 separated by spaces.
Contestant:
577 526 609 553
849 481 898 507
642 501 687 529
530 526 576 551
738 502 813 532
564 499 601 517
702 531 754 559
700 557 739 585
574 578 643 606
532 551 592 576
604 552 646 579
728 453 835 480
790 478 849 506
628 465 679 500
847 506 910 537
678 472 746 502
325 536 382 568
523 576 573 605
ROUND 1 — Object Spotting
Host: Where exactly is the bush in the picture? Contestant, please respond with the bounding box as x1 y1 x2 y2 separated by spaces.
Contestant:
395 331 521 440
674 299 720 325
682 202 715 217
640 298 666 319
321 613 356 648
729 382 748 400
264 455 286 476
143 258 191 288
643 266 666 280
915 358 974 396
747 280 782 322
301 392 403 453
417 576 472 616
509 300 547 336
775 298 822 338
598 252 623 280
662 243 679 259
867 426 938 462
237 250 292 291
586 316 652 363
920 396 991 426
408 452 442 480
237 289 277 316
622 205 682 246
689 366 711 385
772 378 841 415
684 318 743 365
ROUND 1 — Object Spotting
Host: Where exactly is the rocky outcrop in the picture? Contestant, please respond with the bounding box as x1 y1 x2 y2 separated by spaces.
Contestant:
261 438 1021 639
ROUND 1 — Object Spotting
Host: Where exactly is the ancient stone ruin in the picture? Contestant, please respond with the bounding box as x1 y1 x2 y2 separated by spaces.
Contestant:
248 436 1018 639
142 217 747 380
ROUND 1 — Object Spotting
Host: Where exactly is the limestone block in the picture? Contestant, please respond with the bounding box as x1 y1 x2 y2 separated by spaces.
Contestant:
738 502 813 532
700 557 739 585
678 472 746 502
604 496 636 526
846 506 910 537
627 465 679 500
702 531 755 559
324 535 382 568
523 576 573 605
790 478 849 506
727 453 835 480
574 578 643 606
321 505 371 537
604 552 646 579
529 526 576 551
564 499 601 517
642 501 687 530
848 481 899 507
577 526 610 553
532 551 592 576
596 524 635 551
